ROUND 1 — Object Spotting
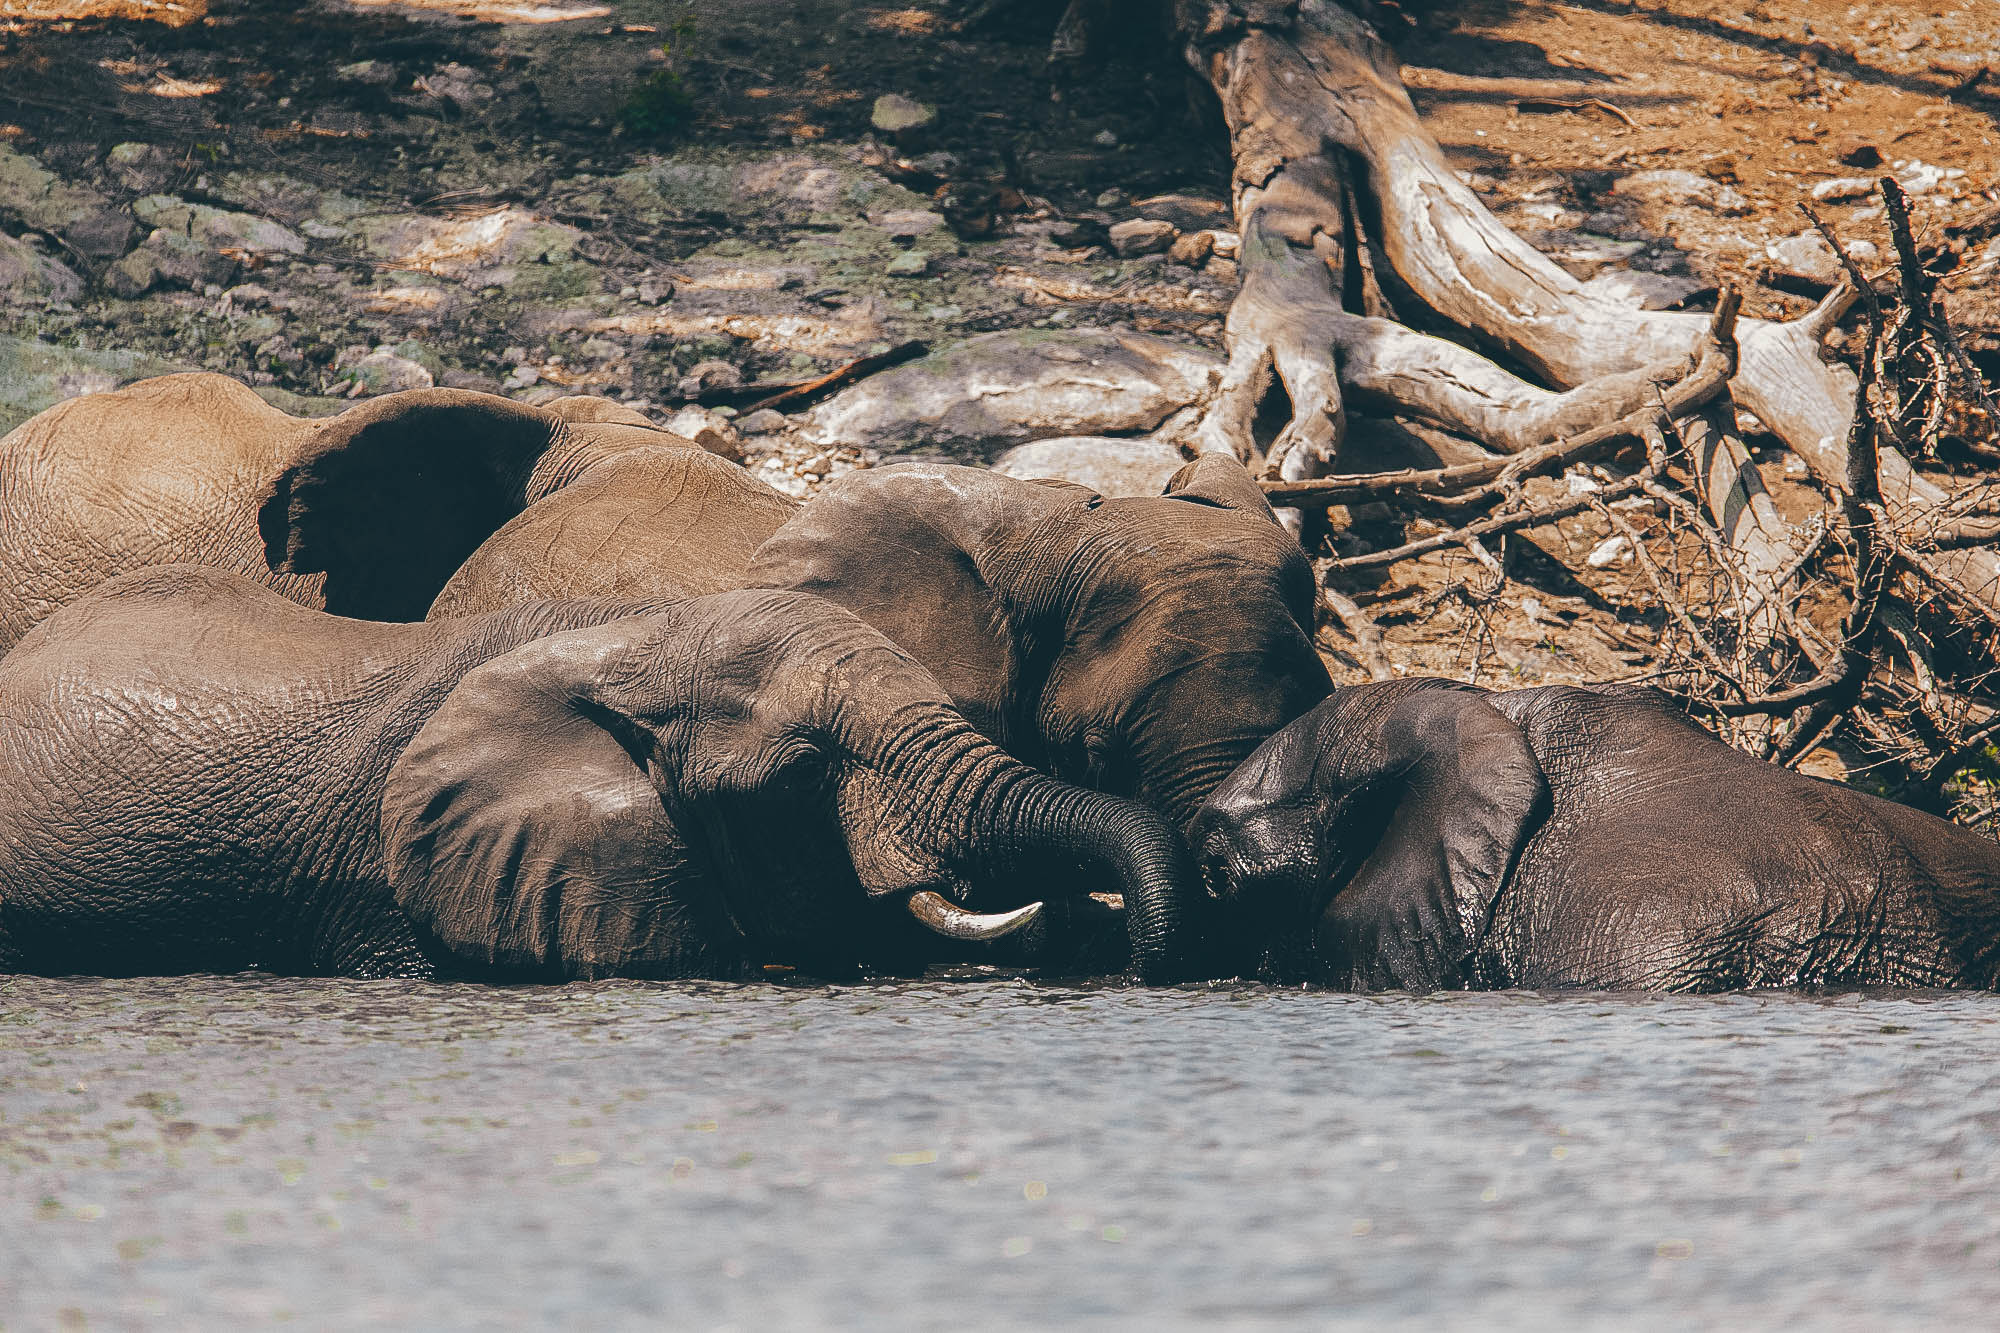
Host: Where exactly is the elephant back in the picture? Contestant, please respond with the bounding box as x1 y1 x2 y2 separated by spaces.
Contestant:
0 373 326 651
426 447 798 619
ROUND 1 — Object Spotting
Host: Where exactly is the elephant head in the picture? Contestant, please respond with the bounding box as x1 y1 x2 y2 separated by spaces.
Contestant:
258 389 711 621
745 455 1331 830
1189 679 1550 989
381 589 1200 981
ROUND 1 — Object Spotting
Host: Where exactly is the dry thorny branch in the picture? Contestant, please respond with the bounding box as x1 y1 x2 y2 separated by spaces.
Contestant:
1286 179 2000 823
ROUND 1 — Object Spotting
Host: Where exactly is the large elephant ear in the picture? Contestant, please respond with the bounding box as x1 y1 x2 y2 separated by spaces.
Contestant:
258 389 568 622
1312 683 1550 990
380 616 726 980
1163 452 1280 524
745 462 1087 751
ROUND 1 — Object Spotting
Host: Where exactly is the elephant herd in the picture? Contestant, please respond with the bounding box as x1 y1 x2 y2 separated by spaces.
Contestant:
4 373 1999 991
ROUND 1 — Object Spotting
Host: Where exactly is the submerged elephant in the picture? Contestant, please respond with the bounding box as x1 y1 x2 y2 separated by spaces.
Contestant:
1193 679 2000 991
0 568 1196 982
0 373 779 651
265 452 1333 828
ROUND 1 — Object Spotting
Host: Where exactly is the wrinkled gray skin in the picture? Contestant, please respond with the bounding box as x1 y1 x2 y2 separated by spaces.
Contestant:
0 568 1197 982
0 373 776 652
265 448 1333 833
1193 678 2000 991
746 457 1332 831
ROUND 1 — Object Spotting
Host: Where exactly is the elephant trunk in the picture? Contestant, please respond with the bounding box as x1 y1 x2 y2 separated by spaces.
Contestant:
831 652 1202 983
977 767 1200 984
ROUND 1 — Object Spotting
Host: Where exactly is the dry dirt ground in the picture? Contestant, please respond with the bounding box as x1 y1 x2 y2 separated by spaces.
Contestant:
1 0 1996 779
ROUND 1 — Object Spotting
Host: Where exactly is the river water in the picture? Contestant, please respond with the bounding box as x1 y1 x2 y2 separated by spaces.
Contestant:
4 975 1998 1328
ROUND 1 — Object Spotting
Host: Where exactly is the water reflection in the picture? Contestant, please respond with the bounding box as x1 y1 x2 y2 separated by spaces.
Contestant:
5 975 2000 1324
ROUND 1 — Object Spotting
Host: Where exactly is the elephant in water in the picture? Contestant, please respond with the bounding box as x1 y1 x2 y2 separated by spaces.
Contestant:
0 374 789 651
265 451 1333 830
1192 679 2000 991
0 568 1196 982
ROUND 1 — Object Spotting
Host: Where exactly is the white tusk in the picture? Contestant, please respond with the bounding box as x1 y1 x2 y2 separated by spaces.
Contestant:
906 892 1046 942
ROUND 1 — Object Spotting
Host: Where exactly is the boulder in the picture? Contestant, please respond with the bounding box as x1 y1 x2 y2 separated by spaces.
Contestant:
801 327 1222 457
991 437 1188 497
1108 218 1178 257
337 346 436 396
1610 169 1751 216
1764 229 1880 287
106 227 240 297
0 232 83 304
0 145 132 258
871 94 935 134
131 195 307 258
0 334 188 436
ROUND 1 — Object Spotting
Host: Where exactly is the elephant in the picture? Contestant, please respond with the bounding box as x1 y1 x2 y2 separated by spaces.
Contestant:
261 391 796 620
0 373 780 651
1191 678 2000 992
263 451 1334 830
0 567 1197 983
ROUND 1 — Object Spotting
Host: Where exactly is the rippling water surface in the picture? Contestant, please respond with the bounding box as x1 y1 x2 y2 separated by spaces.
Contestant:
5 975 2000 1327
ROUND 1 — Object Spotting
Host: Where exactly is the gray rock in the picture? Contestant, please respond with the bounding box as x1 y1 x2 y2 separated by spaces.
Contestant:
871 94 935 134
1763 230 1880 287
338 346 435 396
0 145 132 257
1810 176 1879 203
133 195 307 258
1578 269 1710 311
106 142 177 196
884 250 930 277
1128 194 1230 233
737 408 790 435
0 232 83 304
440 368 506 394
337 59 398 85
1610 169 1751 216
1108 218 1178 257
991 437 1187 497
873 209 946 239
665 405 744 460
802 327 1222 456
107 227 240 297
0 334 189 436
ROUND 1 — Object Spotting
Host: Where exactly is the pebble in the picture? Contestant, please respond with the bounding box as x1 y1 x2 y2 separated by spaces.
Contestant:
1610 169 1751 216
737 409 790 435
1811 177 1878 203
871 94 935 135
1108 218 1177 257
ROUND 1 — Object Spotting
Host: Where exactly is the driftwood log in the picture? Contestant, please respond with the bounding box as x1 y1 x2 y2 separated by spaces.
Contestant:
1165 0 2000 616
919 0 2000 805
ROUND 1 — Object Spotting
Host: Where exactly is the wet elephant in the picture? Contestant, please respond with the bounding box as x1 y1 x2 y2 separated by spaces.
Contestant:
1192 678 2000 991
265 451 1334 830
0 374 782 651
0 568 1197 982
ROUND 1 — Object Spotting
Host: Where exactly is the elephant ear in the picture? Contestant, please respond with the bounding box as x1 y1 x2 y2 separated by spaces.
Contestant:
259 389 567 622
745 463 1087 752
380 616 725 980
1163 452 1280 524
1312 683 1549 991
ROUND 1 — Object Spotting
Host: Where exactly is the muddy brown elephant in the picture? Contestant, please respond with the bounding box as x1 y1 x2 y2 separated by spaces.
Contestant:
0 567 1197 982
265 451 1333 829
1192 678 2000 991
0 374 787 650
